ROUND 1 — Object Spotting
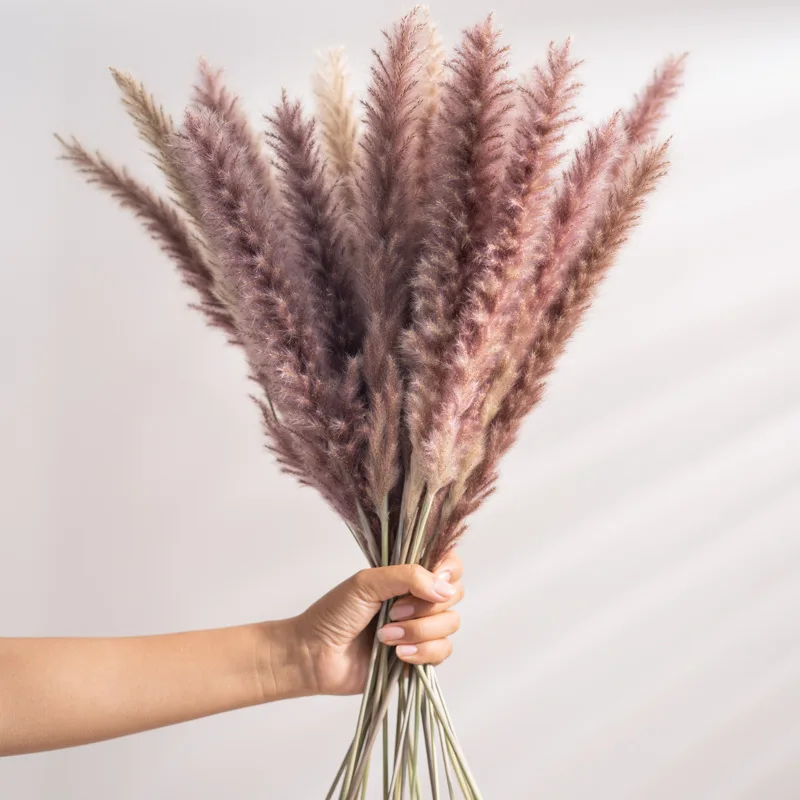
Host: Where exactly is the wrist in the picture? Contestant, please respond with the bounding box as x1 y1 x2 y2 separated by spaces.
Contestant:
250 617 319 703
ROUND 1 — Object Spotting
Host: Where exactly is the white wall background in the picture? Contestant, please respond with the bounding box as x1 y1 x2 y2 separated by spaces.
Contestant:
1 0 799 797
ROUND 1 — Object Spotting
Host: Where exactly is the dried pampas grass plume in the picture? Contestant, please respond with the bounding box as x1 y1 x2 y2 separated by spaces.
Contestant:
54 134 238 341
56 10 684 797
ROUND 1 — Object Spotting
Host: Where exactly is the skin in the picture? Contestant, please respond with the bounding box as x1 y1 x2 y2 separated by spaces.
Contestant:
0 553 463 757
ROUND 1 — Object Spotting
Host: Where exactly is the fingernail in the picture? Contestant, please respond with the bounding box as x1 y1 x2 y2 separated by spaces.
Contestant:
437 570 452 583
389 603 415 621
377 625 405 643
433 579 456 598
396 645 418 657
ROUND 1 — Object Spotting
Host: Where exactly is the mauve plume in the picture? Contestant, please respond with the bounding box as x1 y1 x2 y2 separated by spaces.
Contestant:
625 54 688 145
54 134 239 342
174 108 360 524
414 41 583 491
265 90 365 363
264 91 369 520
433 140 672 563
174 109 313 404
520 114 626 343
416 41 582 522
434 57 686 550
475 113 626 437
476 52 687 437
189 61 341 379
420 114 624 491
599 53 687 197
108 68 239 313
354 7 429 328
354 7 431 507
403 12 516 489
191 57 278 201
405 6 446 252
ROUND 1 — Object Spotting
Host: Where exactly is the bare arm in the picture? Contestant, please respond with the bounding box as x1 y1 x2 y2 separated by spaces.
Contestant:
0 556 463 756
0 621 306 756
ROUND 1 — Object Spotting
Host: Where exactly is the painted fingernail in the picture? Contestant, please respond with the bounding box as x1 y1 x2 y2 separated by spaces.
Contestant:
389 603 415 621
377 626 405 643
396 645 418 657
437 570 452 583
433 579 456 598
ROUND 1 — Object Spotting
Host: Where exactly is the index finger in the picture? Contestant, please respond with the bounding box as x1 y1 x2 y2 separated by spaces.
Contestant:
351 564 457 606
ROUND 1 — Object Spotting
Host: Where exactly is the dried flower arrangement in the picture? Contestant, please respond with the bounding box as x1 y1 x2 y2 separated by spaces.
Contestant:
56 6 684 798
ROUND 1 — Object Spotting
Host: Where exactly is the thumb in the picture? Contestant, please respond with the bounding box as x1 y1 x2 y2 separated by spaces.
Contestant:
349 564 456 606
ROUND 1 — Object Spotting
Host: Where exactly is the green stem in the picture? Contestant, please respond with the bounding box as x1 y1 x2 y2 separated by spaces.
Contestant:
392 475 409 566
404 489 436 566
356 501 381 566
345 523 377 568
411 672 422 798
341 603 387 796
437 711 455 800
346 659 403 800
443 724 472 800
325 735 354 800
342 493 393 798
430 668 473 798
371 642 389 727
395 465 422 566
379 494 390 567
338 481 475 800
376 494 391 797
393 668 406 800
400 492 423 565
415 666 482 800
430 668 463 764
401 708 410 800
360 759 370 800
422 693 440 800
387 670 414 798
383 708 389 798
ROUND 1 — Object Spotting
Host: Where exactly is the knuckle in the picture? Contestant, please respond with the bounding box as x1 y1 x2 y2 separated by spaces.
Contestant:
406 617 428 642
353 568 371 587
351 568 374 598
409 563 427 583
421 616 438 640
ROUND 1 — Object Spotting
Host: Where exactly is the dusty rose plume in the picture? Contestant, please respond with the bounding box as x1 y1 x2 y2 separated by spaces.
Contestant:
56 9 684 795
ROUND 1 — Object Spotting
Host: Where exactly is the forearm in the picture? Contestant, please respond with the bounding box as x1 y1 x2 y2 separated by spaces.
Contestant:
0 619 312 756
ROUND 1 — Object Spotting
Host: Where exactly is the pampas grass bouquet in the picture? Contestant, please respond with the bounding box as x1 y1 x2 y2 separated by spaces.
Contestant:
56 5 684 797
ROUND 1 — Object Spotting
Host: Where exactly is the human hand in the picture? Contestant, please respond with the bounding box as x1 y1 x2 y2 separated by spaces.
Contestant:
0 554 463 755
286 553 464 697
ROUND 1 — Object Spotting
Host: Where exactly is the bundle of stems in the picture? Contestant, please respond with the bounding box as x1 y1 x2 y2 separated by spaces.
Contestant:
56 6 684 796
